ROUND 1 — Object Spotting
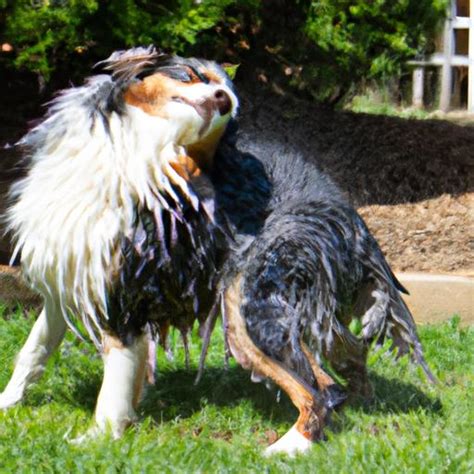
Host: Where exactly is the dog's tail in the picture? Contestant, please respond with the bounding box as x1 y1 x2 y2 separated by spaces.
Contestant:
365 284 436 383
351 211 437 383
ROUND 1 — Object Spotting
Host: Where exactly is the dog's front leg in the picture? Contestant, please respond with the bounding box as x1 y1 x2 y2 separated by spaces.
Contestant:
0 299 67 409
90 332 148 440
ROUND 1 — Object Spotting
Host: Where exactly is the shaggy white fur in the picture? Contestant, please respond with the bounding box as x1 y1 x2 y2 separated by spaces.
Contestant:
2 51 239 445
7 75 236 347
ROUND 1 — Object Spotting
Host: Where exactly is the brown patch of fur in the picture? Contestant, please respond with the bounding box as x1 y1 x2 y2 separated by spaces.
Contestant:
123 73 176 117
169 127 226 188
132 337 148 408
204 70 224 84
171 158 200 180
225 276 327 441
102 333 125 354
187 126 226 171
157 320 171 352
301 342 335 390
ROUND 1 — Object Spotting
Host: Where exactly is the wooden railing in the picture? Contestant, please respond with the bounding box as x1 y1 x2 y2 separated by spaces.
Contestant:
408 0 473 112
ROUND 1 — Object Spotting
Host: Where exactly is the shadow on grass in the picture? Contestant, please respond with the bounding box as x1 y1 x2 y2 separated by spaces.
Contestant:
328 371 442 435
38 363 441 434
141 366 297 425
361 372 442 415
140 367 441 427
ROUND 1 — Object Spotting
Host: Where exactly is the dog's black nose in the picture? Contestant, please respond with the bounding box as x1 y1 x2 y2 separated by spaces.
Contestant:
214 89 232 116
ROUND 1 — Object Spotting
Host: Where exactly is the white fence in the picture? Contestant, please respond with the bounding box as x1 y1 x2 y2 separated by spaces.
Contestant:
409 0 473 112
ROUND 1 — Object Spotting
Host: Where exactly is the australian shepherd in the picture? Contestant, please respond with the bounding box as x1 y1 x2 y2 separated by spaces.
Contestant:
0 47 434 455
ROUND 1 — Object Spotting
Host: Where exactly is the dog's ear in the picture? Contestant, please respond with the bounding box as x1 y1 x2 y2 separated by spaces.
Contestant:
96 46 168 82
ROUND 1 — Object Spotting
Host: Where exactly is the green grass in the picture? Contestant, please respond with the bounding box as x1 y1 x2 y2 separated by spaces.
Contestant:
346 92 474 126
0 305 472 473
346 93 432 120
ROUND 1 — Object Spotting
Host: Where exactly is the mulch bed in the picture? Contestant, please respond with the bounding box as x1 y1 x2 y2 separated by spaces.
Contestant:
237 90 474 274
359 193 473 274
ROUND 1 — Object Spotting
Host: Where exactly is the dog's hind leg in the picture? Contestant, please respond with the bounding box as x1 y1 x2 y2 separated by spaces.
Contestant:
224 277 331 456
87 332 149 440
0 299 67 409
300 342 335 391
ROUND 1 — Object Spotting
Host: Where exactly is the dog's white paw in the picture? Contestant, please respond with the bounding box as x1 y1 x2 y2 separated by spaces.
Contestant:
0 391 21 410
67 426 104 445
264 425 313 457
67 418 132 444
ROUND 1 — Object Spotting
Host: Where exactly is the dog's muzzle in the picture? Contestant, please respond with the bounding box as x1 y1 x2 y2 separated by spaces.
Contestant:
173 89 233 119
194 89 232 119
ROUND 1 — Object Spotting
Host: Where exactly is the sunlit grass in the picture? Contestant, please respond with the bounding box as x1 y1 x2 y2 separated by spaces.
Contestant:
347 92 432 120
0 305 472 473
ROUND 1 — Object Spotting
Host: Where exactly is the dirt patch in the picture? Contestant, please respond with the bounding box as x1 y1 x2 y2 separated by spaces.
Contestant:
0 264 41 307
359 193 473 273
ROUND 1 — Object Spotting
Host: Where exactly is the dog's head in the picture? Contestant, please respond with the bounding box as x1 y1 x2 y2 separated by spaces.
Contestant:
100 46 238 166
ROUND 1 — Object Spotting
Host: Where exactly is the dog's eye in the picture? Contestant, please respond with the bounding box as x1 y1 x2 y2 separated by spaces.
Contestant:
190 68 210 84
158 66 210 85
159 66 193 83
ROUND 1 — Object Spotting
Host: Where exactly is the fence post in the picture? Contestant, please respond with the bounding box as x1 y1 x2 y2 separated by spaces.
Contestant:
468 0 474 112
412 67 425 108
440 2 455 111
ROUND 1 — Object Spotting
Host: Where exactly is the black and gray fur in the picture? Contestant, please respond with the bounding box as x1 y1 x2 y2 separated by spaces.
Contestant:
212 132 436 395
102 57 434 394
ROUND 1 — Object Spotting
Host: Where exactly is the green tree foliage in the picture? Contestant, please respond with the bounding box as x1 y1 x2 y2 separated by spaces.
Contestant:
1 0 259 79
3 0 99 78
303 0 447 100
0 0 447 102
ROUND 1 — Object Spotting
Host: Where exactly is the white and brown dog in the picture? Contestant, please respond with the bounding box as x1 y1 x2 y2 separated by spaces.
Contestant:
1 47 434 456
1 47 238 440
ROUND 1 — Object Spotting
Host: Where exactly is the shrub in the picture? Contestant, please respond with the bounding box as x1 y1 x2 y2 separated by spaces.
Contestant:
302 0 448 101
1 0 259 80
0 0 447 102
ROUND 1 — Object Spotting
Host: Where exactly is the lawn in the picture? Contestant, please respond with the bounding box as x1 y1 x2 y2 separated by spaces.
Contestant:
0 305 472 473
